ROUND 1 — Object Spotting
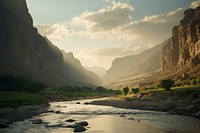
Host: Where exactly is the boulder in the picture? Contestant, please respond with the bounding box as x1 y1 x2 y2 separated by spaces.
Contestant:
77 121 89 126
73 125 86 132
66 119 76 122
158 100 176 111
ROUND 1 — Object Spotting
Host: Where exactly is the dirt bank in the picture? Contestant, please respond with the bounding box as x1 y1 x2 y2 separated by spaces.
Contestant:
0 104 49 127
90 92 200 118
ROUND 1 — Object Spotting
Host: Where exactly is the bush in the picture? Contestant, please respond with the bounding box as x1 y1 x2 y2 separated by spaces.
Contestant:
122 87 129 96
0 74 47 93
160 79 174 91
131 88 140 94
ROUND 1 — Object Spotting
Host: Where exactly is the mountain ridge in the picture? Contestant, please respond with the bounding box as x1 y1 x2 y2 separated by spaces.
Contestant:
0 0 101 87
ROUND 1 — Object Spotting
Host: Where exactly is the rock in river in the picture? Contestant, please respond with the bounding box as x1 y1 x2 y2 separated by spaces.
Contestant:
74 125 86 132
66 119 76 122
77 121 89 126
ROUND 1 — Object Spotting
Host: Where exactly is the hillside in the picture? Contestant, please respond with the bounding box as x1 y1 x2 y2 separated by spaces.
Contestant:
103 40 168 89
0 0 101 87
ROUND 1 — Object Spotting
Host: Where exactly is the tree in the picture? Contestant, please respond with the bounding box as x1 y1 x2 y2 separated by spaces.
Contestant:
122 87 129 96
131 88 140 94
160 79 174 91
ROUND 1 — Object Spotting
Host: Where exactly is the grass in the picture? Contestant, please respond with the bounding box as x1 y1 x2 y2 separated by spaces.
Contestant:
118 85 200 99
40 90 117 101
0 92 46 107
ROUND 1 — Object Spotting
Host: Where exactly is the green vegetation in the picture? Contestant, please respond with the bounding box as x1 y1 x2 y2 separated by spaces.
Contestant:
0 74 47 107
0 74 47 93
0 92 46 107
122 87 129 96
117 77 200 99
44 86 118 101
160 79 175 91
175 78 200 86
131 88 140 94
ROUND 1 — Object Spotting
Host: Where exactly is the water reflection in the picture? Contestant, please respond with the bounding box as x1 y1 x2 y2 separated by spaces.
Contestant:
1 99 200 133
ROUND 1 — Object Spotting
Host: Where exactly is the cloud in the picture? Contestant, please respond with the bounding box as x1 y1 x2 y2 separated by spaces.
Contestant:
72 1 133 32
86 44 142 57
191 0 200 8
116 8 184 44
34 23 76 39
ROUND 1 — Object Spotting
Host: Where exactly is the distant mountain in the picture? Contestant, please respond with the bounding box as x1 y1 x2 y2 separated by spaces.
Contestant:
103 40 168 89
84 66 107 79
162 6 200 79
0 0 101 87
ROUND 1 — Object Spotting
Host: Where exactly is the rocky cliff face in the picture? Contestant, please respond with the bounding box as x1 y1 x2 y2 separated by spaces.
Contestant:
0 0 101 86
162 6 200 79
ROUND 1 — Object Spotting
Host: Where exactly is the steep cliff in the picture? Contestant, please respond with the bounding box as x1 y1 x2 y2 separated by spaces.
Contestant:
0 0 101 86
103 40 168 89
162 6 200 79
62 51 102 85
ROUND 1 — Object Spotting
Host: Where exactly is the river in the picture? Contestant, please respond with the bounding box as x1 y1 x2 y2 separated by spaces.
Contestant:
1 98 200 133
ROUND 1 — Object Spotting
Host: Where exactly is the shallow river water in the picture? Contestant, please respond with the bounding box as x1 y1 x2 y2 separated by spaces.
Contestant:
1 98 200 133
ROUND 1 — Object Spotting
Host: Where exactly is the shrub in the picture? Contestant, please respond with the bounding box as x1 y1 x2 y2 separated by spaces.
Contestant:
160 79 174 91
122 87 129 96
0 74 47 93
131 88 140 94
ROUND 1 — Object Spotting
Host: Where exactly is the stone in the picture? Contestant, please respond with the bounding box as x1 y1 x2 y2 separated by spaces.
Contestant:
77 121 89 126
55 111 61 114
120 114 126 117
76 102 81 104
194 111 200 118
192 98 200 104
128 117 135 121
73 125 86 132
42 109 54 113
66 119 76 122
31 119 43 124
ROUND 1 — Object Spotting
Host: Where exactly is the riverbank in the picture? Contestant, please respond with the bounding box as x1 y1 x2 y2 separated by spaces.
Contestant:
90 88 200 118
0 103 49 127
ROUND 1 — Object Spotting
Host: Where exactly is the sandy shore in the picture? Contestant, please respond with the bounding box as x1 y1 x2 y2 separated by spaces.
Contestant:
0 104 49 126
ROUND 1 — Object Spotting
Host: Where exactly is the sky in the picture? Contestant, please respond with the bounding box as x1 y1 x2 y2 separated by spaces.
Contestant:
26 0 200 69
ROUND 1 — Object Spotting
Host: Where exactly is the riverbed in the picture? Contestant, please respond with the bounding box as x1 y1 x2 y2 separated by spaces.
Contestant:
1 98 200 133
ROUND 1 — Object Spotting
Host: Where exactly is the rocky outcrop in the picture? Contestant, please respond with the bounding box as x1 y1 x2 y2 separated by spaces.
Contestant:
0 0 101 86
162 6 200 79
103 40 168 89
